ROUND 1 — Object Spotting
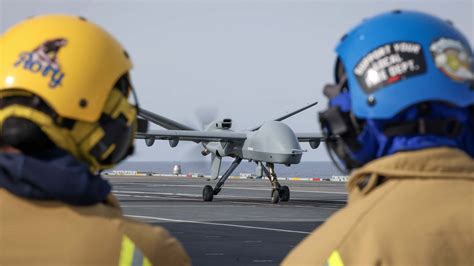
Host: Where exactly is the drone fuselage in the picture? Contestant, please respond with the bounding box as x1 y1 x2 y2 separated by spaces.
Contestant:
204 121 303 165
137 101 321 203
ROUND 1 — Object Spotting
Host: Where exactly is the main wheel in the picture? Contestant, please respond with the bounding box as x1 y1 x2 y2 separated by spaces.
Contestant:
202 185 214 202
271 189 280 204
280 185 290 202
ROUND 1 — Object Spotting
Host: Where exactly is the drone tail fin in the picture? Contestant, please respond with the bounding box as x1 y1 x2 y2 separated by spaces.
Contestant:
249 101 318 131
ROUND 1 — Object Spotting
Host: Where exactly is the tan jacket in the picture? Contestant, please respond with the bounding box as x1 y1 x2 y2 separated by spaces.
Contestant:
0 190 190 266
282 147 474 266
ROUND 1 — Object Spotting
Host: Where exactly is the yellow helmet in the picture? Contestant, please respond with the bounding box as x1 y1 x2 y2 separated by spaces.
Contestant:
0 14 137 171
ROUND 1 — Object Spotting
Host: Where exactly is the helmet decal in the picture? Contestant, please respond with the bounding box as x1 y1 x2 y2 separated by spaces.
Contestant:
321 10 474 172
353 42 426 94
13 38 67 89
430 38 474 82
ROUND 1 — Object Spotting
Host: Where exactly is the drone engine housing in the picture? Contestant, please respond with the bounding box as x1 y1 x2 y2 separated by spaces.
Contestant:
215 119 232 129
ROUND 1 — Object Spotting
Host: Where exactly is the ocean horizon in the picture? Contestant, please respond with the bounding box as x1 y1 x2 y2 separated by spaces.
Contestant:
113 161 343 178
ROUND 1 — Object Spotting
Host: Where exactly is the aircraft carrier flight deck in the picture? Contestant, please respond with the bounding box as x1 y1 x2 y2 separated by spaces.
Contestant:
108 175 347 266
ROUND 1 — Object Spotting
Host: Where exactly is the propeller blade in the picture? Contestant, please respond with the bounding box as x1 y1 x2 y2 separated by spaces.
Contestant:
182 143 208 161
194 107 218 130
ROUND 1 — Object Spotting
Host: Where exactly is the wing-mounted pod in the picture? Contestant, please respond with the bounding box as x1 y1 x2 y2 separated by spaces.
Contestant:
309 139 321 149
169 138 179 148
145 137 155 147
255 162 263 178
204 141 233 157
210 154 222 180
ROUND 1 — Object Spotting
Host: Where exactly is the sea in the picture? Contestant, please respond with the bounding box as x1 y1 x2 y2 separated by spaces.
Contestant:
112 161 343 179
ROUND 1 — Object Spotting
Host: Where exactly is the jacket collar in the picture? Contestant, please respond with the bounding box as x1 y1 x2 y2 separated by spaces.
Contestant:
347 147 474 201
0 149 112 205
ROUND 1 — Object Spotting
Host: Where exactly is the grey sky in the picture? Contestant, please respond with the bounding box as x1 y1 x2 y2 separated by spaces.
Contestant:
1 0 473 162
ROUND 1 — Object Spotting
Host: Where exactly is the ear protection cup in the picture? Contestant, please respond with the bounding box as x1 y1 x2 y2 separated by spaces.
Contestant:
0 75 137 172
1 117 54 153
319 58 365 173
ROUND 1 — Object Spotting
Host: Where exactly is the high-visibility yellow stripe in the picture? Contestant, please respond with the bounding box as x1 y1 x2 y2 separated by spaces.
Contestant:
119 236 135 266
142 257 152 266
100 143 116 160
327 250 344 266
118 235 153 266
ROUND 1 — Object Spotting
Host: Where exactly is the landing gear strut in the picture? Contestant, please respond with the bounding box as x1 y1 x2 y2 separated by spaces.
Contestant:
262 163 290 204
202 157 242 202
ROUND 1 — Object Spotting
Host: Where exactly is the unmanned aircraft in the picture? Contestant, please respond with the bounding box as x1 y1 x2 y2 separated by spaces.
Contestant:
136 101 324 204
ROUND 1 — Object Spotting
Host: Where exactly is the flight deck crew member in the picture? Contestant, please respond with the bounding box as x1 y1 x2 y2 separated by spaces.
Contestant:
283 10 474 265
0 15 190 265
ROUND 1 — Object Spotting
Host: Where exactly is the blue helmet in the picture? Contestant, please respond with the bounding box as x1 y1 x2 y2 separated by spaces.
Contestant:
319 10 474 173
337 10 473 119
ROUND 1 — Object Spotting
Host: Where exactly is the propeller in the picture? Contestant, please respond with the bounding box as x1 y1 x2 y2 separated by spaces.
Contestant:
182 107 219 161
191 106 218 130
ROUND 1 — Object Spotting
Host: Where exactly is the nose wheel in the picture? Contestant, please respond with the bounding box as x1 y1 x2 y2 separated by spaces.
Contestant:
270 185 290 204
263 163 290 204
271 189 280 204
279 185 290 202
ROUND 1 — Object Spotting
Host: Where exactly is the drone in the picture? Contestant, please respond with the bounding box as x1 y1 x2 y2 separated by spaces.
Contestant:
136 101 324 204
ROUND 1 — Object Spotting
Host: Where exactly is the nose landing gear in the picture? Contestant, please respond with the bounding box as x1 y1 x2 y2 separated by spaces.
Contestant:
264 163 290 204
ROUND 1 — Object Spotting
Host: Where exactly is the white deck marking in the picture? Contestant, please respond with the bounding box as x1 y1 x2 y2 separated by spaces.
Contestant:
115 190 345 209
114 190 268 199
135 184 348 195
114 192 202 201
126 214 311 235
112 190 345 209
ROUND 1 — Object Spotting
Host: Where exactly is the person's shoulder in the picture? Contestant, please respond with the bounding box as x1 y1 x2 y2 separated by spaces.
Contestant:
284 178 473 265
282 181 396 265
348 179 473 264
283 179 410 265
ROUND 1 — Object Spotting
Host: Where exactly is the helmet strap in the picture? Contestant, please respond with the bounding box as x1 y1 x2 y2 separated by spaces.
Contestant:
383 118 463 137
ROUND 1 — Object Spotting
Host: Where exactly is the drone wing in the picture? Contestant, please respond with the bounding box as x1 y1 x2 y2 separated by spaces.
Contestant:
136 130 247 143
295 132 324 142
139 108 195 130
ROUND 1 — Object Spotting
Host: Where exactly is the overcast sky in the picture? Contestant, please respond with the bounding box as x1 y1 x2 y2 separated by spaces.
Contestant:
1 0 472 162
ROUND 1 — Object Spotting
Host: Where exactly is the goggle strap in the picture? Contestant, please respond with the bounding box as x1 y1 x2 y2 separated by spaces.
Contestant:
383 118 463 137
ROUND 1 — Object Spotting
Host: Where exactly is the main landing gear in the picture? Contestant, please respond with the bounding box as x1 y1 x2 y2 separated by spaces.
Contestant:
201 158 290 204
202 157 242 202
262 163 290 204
